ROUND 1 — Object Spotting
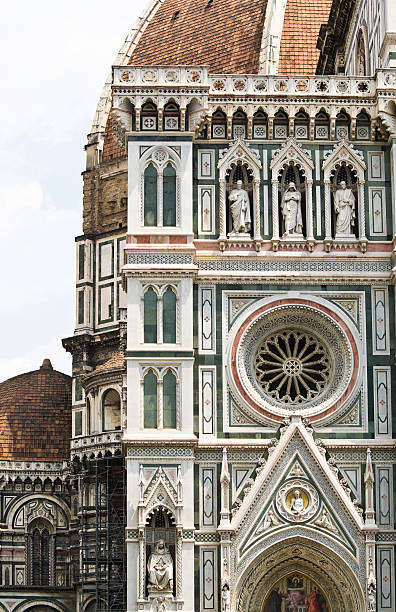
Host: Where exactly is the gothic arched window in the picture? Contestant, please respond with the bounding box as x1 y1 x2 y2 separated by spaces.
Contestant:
144 369 158 428
29 519 52 586
163 164 177 226
143 368 179 430
144 287 158 343
144 163 158 226
162 287 177 343
143 285 177 344
163 369 177 429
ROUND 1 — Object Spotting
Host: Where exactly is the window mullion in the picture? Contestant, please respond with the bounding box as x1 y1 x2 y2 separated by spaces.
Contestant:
158 379 163 429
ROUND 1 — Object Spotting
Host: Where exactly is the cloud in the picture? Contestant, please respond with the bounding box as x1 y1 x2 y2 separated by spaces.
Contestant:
0 1 147 379
0 175 79 378
0 335 72 383
0 177 80 315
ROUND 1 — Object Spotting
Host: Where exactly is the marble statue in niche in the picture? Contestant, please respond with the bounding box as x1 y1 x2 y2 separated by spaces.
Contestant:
147 539 173 592
221 583 231 611
334 180 355 237
281 182 303 237
228 180 251 234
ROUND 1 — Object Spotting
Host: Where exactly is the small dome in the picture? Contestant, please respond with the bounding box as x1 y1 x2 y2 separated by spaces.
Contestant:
0 360 71 461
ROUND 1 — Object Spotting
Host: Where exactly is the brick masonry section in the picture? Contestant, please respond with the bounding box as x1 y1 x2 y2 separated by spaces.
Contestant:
0 360 71 460
278 0 332 74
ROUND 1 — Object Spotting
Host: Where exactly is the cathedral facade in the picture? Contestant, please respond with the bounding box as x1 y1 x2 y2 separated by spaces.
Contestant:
0 0 396 611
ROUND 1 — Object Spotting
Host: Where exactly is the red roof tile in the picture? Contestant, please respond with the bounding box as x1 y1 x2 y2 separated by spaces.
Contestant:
278 0 332 74
129 0 268 74
0 360 71 461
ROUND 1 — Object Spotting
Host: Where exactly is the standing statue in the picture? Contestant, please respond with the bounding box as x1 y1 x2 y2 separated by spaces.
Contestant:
228 180 251 234
334 180 355 237
147 540 173 592
221 584 231 612
281 182 303 237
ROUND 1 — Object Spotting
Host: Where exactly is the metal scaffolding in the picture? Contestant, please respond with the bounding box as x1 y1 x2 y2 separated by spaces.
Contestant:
77 455 126 611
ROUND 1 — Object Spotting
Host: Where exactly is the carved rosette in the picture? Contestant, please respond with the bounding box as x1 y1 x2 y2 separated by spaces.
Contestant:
275 479 319 523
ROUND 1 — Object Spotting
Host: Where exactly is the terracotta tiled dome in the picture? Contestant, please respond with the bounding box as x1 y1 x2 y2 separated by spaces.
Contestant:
0 359 71 461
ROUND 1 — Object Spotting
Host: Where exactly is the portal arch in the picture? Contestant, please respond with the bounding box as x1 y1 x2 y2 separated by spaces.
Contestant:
234 537 365 612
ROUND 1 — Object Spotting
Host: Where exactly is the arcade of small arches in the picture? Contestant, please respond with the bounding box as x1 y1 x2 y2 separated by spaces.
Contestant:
114 96 377 143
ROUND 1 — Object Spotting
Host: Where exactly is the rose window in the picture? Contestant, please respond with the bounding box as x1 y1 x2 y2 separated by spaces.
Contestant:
254 330 331 404
226 301 360 423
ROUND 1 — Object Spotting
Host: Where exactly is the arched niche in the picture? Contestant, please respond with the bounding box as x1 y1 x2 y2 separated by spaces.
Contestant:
355 26 370 76
225 162 254 236
232 109 248 140
145 507 177 597
102 388 121 431
140 100 158 131
217 139 262 250
270 138 314 251
212 108 227 139
322 140 367 251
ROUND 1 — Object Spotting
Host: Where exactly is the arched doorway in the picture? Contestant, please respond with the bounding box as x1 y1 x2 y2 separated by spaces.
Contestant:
234 538 365 612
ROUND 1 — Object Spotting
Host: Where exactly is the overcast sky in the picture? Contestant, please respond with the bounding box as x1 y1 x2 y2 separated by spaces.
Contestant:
0 0 147 382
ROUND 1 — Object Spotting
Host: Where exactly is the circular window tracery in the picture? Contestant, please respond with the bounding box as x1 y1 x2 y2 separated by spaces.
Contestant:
254 330 331 405
226 299 361 423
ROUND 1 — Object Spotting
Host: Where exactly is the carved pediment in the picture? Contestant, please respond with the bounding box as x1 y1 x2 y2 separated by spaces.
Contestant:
270 137 313 175
322 139 366 177
231 419 366 568
218 138 262 178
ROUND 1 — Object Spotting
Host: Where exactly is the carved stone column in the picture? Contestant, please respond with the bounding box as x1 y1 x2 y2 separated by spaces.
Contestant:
219 179 227 245
176 529 183 600
268 117 274 140
306 179 315 251
247 115 253 140
135 109 141 132
271 179 280 249
309 117 315 140
158 110 163 131
324 179 332 251
180 109 186 132
358 179 368 252
227 116 232 140
138 528 146 600
253 178 262 247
